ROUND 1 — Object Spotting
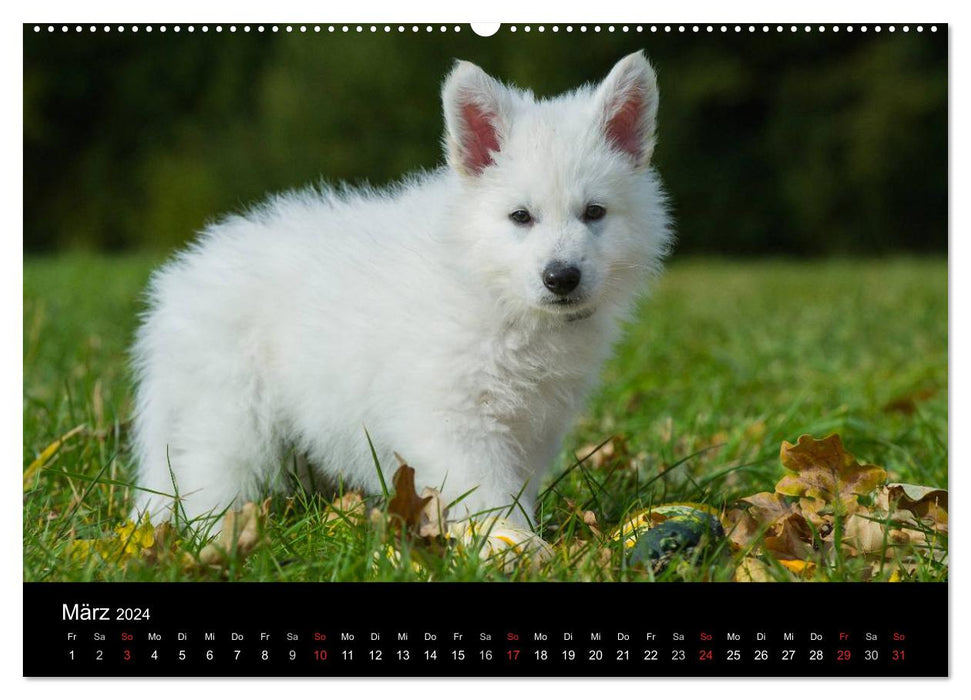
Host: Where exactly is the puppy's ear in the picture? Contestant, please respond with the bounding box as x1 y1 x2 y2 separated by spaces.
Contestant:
442 61 511 177
595 51 659 169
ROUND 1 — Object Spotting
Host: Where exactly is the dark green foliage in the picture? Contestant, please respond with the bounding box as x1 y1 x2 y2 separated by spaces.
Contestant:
24 25 946 255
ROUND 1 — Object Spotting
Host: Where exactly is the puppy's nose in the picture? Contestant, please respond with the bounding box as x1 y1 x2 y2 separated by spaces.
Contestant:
542 261 581 296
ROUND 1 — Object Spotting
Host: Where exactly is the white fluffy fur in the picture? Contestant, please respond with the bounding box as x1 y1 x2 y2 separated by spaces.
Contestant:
130 51 672 530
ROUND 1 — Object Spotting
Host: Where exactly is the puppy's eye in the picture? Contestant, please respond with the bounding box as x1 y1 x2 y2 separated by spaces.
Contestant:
583 204 606 222
509 209 533 225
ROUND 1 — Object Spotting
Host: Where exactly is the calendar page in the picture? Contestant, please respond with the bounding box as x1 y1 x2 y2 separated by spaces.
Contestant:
22 20 948 678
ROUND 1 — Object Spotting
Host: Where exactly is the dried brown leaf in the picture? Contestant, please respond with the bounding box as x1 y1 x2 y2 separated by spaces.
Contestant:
840 509 912 557
722 508 762 549
417 487 449 538
574 437 631 470
762 512 815 560
777 434 886 514
581 510 600 536
324 491 367 525
387 456 433 533
886 483 948 521
740 491 796 523
197 499 270 568
734 557 774 582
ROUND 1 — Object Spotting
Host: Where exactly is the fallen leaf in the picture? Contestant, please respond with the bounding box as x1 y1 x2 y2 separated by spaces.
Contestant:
324 491 367 526
743 420 767 441
68 518 183 569
722 508 762 549
734 557 774 582
386 455 433 533
740 491 797 523
776 434 887 515
778 559 816 577
762 512 815 560
840 509 912 557
417 487 449 538
197 500 270 568
574 437 630 470
560 541 614 580
23 424 86 490
883 387 937 415
886 483 948 518
140 522 181 565
581 510 600 536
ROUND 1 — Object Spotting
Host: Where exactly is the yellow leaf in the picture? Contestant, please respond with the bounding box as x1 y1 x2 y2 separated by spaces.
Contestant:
778 559 816 577
734 557 774 582
114 519 156 557
23 424 85 490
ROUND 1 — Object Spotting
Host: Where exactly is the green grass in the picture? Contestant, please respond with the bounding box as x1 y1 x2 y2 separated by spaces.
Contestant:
23 254 947 582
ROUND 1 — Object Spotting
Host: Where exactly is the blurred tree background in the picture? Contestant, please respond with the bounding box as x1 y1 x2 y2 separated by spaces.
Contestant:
24 25 947 256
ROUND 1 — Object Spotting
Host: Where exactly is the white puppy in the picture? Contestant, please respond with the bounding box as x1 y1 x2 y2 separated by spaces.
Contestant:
130 51 672 530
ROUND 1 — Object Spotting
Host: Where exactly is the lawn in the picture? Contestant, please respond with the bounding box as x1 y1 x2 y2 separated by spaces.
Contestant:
23 255 947 582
